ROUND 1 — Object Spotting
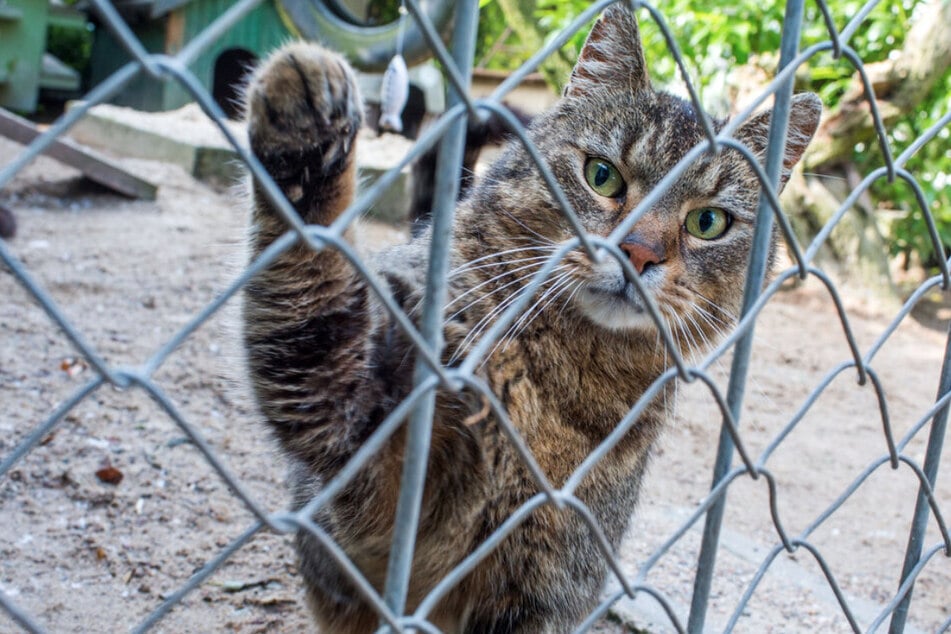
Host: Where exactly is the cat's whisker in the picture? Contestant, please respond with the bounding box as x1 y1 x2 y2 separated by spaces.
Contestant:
446 258 552 313
693 292 738 325
449 265 572 365
691 309 721 365
555 278 584 320
499 271 577 351
493 269 573 341
449 289 525 366
668 313 685 357
694 302 734 332
663 344 670 412
655 307 684 364
672 312 697 363
488 234 559 249
498 208 559 246
448 254 555 280
689 301 730 340
651 314 664 369
691 305 721 338
523 275 580 332
448 245 556 277
446 263 551 319
448 245 553 277
685 312 707 362
487 278 577 366
659 311 690 415
445 268 568 335
688 310 710 359
445 247 565 315
653 309 675 413
452 277 535 348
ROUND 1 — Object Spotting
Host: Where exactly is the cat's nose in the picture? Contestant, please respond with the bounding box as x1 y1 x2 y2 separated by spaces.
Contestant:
619 238 665 275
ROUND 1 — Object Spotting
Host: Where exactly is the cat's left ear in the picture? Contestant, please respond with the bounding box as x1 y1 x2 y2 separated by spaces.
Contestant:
565 4 650 98
734 92 822 185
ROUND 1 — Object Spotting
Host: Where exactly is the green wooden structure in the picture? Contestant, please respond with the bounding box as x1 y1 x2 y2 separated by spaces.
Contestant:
88 0 290 116
0 0 84 112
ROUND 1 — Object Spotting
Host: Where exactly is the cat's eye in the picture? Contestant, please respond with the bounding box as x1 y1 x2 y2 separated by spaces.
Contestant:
584 158 626 198
684 207 731 240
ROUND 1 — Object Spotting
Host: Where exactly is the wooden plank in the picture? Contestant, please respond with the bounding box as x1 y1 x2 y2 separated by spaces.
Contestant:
0 107 158 200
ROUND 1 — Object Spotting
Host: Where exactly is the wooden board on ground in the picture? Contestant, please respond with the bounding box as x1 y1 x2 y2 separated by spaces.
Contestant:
0 107 158 200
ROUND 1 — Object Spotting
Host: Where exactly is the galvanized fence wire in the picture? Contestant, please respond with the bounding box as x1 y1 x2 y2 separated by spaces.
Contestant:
0 0 949 631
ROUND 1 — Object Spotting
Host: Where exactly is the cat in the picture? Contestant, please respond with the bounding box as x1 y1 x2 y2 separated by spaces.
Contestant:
241 5 820 632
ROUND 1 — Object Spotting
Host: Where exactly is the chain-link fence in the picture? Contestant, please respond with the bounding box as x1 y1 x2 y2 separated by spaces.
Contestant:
1 0 949 632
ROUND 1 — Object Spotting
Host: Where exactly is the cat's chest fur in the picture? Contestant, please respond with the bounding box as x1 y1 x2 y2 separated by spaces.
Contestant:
436 259 671 487
377 238 665 516
506 333 665 454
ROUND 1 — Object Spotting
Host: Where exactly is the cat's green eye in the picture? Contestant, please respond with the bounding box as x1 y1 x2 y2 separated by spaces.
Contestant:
685 207 731 240
584 158 626 198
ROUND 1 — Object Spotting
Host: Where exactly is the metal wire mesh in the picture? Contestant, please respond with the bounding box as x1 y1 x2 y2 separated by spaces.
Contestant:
1 0 949 632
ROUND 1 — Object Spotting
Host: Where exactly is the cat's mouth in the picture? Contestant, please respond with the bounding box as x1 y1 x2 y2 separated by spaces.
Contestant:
576 280 662 331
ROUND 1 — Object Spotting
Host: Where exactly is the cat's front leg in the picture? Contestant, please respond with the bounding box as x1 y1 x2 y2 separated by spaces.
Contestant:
241 44 378 468
245 42 363 237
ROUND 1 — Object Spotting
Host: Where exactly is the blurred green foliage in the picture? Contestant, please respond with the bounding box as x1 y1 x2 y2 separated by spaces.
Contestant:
46 24 93 77
476 0 951 270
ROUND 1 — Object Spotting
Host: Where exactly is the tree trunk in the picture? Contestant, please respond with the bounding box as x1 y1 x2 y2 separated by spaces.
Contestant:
783 166 901 304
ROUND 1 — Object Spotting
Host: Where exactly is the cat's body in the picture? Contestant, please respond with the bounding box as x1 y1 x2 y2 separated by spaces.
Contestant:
242 6 820 632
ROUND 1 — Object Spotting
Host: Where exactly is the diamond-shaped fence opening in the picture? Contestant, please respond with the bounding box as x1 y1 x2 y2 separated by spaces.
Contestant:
1 0 949 632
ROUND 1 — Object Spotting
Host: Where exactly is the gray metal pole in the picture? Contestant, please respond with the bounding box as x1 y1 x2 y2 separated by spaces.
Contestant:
686 1 805 631
888 321 951 633
381 0 480 626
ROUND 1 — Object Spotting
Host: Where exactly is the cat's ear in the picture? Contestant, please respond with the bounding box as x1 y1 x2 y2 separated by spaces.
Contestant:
734 92 822 184
565 4 650 98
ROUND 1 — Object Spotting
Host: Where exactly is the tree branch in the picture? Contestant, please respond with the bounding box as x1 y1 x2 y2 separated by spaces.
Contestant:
804 0 951 169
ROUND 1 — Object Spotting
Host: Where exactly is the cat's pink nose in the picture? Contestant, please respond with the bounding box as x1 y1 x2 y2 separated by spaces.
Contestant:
620 239 664 275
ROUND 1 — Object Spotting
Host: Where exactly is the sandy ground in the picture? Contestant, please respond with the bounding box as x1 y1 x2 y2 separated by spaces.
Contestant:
1 131 949 634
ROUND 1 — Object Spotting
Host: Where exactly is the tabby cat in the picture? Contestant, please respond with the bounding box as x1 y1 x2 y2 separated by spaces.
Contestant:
242 5 820 632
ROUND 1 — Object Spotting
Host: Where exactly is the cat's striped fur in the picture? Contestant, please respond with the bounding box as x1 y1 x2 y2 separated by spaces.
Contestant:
241 5 820 632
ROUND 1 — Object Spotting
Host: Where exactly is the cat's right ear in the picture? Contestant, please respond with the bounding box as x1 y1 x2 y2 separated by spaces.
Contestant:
565 4 650 98
734 92 823 185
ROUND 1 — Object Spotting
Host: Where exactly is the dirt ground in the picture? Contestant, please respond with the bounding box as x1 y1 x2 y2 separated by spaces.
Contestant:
1 129 949 634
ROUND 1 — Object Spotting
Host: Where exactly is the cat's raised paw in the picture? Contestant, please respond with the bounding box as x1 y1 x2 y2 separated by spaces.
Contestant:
246 42 363 185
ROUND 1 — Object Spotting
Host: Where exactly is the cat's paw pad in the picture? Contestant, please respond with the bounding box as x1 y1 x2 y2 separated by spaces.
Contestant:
246 42 363 181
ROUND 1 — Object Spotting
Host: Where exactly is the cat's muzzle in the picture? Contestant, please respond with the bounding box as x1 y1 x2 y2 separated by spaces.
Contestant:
576 267 662 332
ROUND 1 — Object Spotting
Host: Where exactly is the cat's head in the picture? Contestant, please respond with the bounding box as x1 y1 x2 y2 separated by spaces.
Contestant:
473 3 820 353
